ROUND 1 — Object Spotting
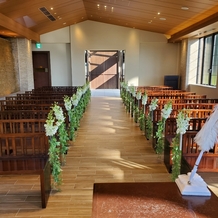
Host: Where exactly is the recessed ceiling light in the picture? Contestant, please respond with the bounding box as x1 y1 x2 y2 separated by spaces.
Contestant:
157 12 160 15
159 17 166 21
50 7 53 10
181 6 189 10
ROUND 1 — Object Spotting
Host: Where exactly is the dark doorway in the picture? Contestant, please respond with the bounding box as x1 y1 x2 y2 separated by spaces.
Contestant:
32 51 51 89
88 51 119 89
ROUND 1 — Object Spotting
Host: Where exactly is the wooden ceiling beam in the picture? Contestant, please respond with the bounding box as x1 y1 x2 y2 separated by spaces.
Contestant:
169 12 218 43
0 13 39 42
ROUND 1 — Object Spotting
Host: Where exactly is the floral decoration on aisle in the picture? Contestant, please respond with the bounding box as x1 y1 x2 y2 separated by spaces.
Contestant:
145 98 158 140
171 109 190 181
155 101 172 155
44 103 67 189
134 91 142 123
45 82 91 190
129 85 136 117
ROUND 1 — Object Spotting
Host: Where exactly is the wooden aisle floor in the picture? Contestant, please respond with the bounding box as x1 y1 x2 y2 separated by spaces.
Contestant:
0 90 218 217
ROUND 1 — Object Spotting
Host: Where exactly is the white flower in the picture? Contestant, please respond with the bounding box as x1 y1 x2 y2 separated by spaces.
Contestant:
161 101 172 119
64 96 72 111
136 91 142 100
44 117 59 136
149 98 158 111
52 104 65 123
142 94 148 105
132 91 136 97
176 110 190 134
71 94 79 106
76 88 83 100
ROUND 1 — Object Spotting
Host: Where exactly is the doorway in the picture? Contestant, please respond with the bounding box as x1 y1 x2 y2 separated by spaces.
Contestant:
86 50 123 89
32 51 51 89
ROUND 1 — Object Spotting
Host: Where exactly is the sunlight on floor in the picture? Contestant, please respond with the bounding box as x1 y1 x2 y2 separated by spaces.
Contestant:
98 148 153 180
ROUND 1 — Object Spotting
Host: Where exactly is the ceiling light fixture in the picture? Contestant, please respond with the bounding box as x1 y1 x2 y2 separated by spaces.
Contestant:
157 12 160 15
159 17 166 20
181 6 189 10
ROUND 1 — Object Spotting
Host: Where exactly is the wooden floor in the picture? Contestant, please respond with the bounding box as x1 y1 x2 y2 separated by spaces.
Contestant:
0 90 218 217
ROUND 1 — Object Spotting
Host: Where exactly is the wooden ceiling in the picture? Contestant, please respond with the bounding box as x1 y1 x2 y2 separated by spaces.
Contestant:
1 0 218 42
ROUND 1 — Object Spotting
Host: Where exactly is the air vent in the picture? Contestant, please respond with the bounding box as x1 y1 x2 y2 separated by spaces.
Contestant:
39 7 56 21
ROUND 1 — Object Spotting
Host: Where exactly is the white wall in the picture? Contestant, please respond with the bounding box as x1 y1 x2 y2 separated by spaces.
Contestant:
70 20 180 86
36 21 180 87
189 84 218 98
139 42 179 86
32 43 72 86
40 26 70 43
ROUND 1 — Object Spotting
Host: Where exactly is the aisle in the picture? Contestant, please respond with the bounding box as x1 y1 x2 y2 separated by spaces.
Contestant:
57 94 171 217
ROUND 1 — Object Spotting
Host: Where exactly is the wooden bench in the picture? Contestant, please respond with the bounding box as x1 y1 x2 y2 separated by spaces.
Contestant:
164 117 218 173
0 110 49 119
182 131 218 172
152 108 213 150
0 119 51 208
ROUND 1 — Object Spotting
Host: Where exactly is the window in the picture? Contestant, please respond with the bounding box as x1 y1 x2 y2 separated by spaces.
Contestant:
197 33 218 86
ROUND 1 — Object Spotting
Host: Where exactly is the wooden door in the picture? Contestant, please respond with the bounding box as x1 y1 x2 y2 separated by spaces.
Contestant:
89 51 118 89
32 51 51 89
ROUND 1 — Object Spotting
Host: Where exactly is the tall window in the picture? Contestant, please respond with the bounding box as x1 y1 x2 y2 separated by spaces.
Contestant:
197 33 218 86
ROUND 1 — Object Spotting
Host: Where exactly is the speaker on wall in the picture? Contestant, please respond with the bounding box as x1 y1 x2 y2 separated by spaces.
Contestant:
164 75 180 90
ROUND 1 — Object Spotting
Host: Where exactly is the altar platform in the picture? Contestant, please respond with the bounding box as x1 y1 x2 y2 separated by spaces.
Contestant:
92 182 218 218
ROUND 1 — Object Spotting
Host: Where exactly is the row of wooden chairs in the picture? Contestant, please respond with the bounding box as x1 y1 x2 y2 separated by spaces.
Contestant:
122 85 218 173
0 86 78 208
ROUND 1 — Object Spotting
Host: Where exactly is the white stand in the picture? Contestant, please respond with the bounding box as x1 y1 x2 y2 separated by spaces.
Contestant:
175 172 211 196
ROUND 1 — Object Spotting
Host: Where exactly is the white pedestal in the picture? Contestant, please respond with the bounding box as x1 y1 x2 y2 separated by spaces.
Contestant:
175 172 211 196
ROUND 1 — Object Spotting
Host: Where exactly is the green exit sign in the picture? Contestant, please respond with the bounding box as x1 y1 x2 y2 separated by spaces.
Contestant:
35 43 42 49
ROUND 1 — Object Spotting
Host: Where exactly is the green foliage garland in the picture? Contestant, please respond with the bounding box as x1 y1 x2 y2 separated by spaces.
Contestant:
48 136 62 189
145 111 152 140
58 122 69 165
171 134 182 181
138 109 145 131
155 118 165 154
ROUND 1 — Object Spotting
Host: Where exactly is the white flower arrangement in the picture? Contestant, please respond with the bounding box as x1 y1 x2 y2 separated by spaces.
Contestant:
44 104 65 137
161 101 172 119
76 88 83 99
64 96 72 111
44 118 59 136
176 109 190 134
142 93 148 105
72 94 79 106
52 104 65 123
149 98 158 111
136 91 142 100
82 84 88 94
